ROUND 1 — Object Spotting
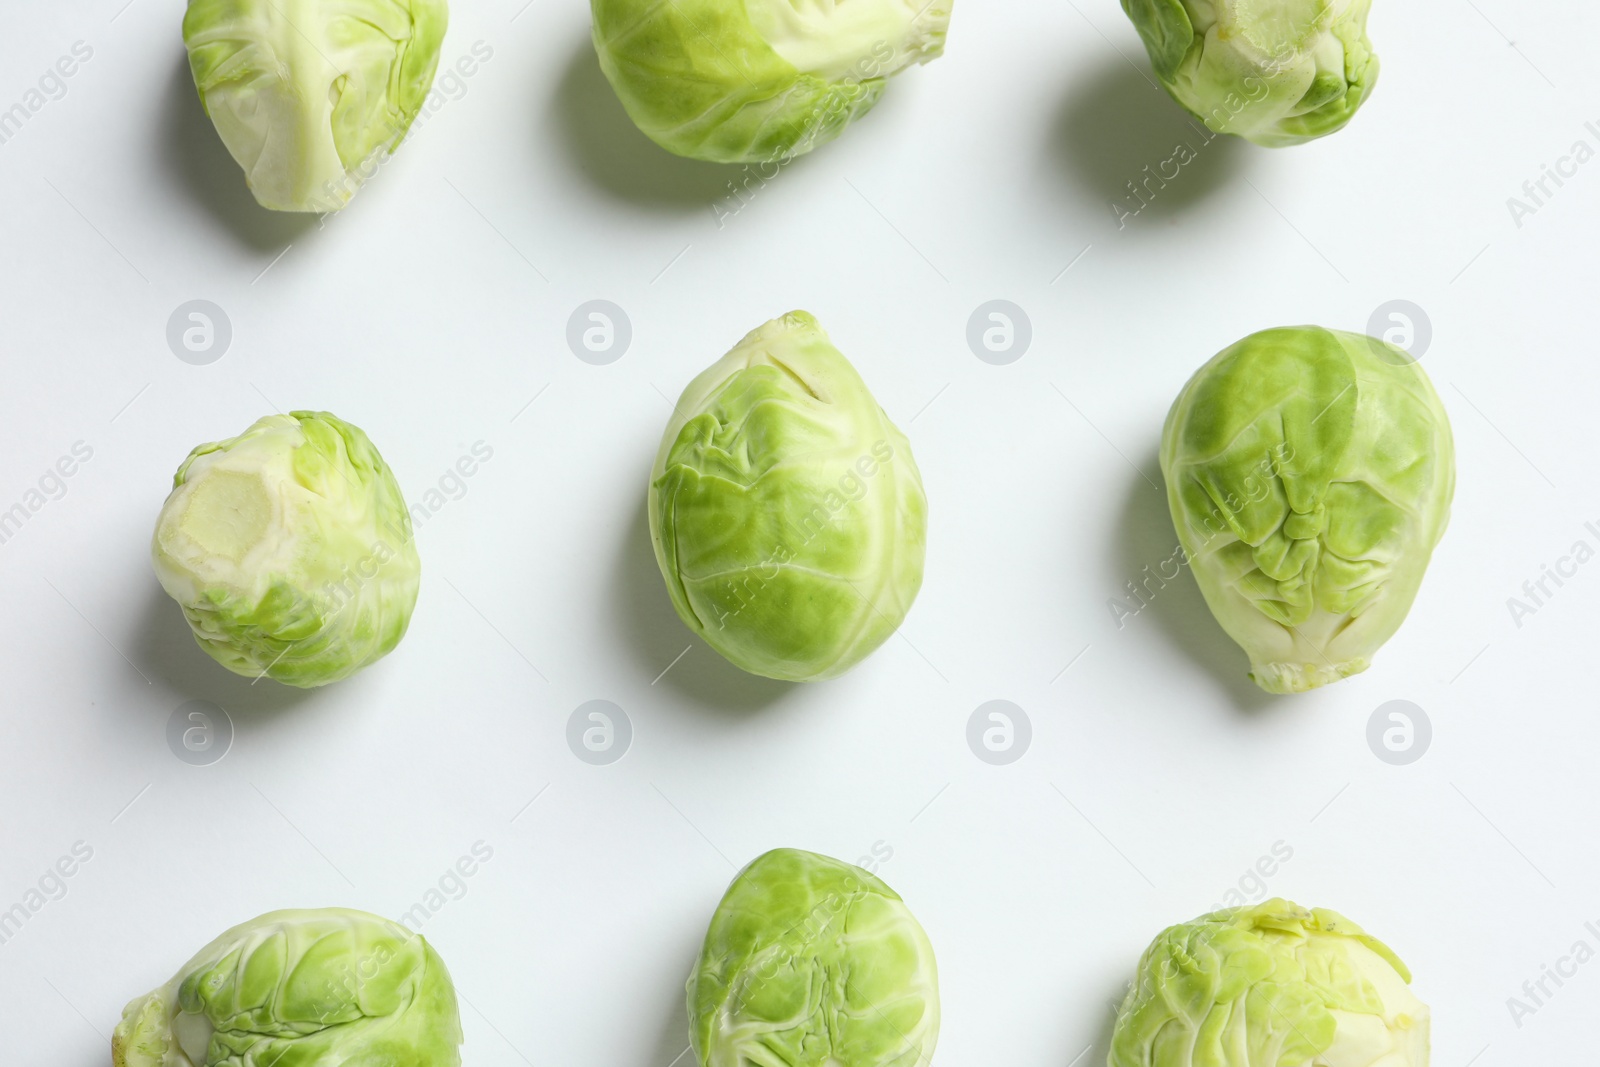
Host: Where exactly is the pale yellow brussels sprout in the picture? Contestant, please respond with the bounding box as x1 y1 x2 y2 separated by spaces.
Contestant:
182 0 449 211
1122 0 1378 146
152 411 420 687
1111 900 1429 1067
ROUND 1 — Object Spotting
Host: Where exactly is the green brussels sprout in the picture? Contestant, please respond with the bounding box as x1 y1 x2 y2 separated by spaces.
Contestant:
1121 0 1378 147
182 0 448 211
152 411 420 688
590 0 952 163
1160 327 1453 693
112 908 462 1067
1110 900 1429 1067
649 312 927 682
688 848 940 1067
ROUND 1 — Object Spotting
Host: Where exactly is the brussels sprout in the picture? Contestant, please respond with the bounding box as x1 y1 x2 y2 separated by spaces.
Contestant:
182 0 448 212
1160 327 1453 693
688 848 940 1067
590 0 952 163
152 411 420 688
1121 0 1378 147
1110 900 1429 1067
112 908 462 1067
649 312 927 682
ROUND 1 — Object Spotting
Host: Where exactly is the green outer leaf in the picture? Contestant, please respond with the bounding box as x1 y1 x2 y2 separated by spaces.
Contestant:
1119 0 1193 80
1159 327 1454 693
588 0 947 163
152 411 421 688
1120 0 1378 147
183 0 449 211
112 908 461 1067
648 312 927 682
1109 900 1426 1067
687 848 940 1067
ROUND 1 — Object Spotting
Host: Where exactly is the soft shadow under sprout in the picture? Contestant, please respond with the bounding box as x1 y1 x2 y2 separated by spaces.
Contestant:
132 582 320 717
1052 57 1247 228
1094 976 1130 1067
161 52 317 252
645 934 702 1067
1113 455 1276 713
610 495 791 715
553 39 747 209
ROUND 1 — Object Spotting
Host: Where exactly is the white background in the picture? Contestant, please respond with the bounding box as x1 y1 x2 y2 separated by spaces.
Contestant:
1 0 1597 1064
